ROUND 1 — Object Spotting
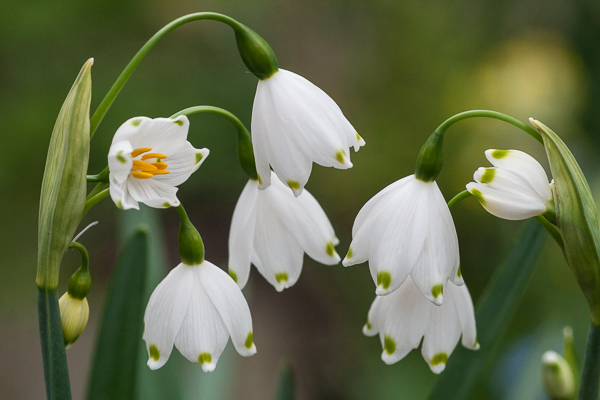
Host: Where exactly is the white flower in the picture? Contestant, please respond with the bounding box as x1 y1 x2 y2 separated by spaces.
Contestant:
108 116 209 210
59 292 89 349
143 260 256 372
363 276 479 374
251 69 365 197
228 171 340 291
343 175 461 303
466 149 553 220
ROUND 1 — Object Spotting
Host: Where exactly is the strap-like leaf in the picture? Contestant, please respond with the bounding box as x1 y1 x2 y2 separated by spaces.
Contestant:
276 364 296 400
86 228 148 400
428 221 546 400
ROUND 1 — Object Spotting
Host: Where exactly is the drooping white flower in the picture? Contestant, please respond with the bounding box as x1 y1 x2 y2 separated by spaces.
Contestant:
228 171 340 291
59 292 89 349
108 116 209 210
343 175 461 303
251 69 365 197
466 149 553 220
143 260 256 372
363 276 479 374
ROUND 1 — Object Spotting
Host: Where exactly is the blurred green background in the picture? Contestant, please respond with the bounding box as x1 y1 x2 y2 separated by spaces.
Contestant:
1 0 599 399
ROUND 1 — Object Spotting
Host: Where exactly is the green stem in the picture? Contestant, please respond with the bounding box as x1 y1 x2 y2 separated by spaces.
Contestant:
84 188 110 216
90 12 248 138
38 287 72 400
87 166 109 182
447 190 472 210
87 182 108 201
68 242 89 273
578 322 600 400
171 106 258 180
435 110 543 144
534 215 565 252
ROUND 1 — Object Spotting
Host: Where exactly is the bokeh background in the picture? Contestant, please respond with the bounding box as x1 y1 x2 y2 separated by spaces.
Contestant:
1 0 599 399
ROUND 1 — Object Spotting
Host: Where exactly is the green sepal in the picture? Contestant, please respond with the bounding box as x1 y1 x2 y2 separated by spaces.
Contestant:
233 24 279 80
532 118 600 325
414 130 444 182
176 205 204 265
37 58 93 290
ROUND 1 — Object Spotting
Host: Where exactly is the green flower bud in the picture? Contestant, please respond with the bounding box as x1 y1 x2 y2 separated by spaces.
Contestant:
37 59 93 290
59 292 89 349
176 205 204 265
531 118 600 325
541 351 575 399
237 125 258 181
414 130 444 182
233 24 279 80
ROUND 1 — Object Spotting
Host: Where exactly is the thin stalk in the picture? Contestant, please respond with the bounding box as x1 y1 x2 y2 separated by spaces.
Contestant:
434 110 543 145
578 322 600 400
87 182 108 201
171 106 247 132
87 166 109 182
534 215 565 252
84 189 110 216
90 12 243 137
447 190 472 210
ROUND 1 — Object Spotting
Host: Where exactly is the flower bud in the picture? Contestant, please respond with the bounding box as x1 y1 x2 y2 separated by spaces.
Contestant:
59 292 90 348
233 24 278 80
531 118 600 325
414 130 444 182
37 59 93 290
541 351 575 399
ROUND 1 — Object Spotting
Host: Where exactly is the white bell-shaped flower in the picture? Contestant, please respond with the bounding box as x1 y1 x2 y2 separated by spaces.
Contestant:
228 171 340 291
363 276 479 374
251 69 365 197
108 115 209 210
466 149 553 220
343 175 461 303
143 260 256 372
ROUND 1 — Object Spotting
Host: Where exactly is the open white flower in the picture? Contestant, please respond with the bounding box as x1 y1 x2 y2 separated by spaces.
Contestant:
343 175 461 303
251 69 365 197
466 149 553 220
108 116 209 210
363 276 479 374
228 171 340 291
143 260 256 372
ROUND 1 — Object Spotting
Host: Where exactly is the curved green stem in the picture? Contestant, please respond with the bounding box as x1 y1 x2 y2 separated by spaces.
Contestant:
534 215 565 252
84 188 110 216
172 106 258 180
90 13 249 138
447 190 472 210
87 166 109 182
435 110 543 144
68 242 90 273
578 322 600 400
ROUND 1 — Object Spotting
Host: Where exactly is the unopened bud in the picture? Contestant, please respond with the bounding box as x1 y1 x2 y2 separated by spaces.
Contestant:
541 350 575 399
59 292 90 348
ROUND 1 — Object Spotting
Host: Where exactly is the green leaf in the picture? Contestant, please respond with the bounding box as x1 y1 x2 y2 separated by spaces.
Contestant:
531 118 600 325
86 228 148 400
428 221 547 400
275 364 296 400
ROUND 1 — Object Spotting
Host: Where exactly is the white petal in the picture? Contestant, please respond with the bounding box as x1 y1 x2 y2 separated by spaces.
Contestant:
143 264 194 370
108 140 133 184
109 174 139 210
174 267 229 373
198 261 256 357
448 283 479 350
467 181 548 220
153 142 209 187
112 117 152 144
128 116 190 156
127 176 180 209
228 180 260 289
363 296 382 336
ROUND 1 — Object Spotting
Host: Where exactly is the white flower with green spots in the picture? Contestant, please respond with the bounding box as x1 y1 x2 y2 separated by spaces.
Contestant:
228 171 341 291
466 149 553 220
343 175 461 303
251 69 365 197
108 115 209 210
363 276 479 374
143 260 256 372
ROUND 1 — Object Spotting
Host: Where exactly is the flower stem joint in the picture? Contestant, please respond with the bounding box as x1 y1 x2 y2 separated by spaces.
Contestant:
176 205 204 265
414 129 444 182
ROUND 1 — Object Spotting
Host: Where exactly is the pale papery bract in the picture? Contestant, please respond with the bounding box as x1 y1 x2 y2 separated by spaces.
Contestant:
251 69 365 197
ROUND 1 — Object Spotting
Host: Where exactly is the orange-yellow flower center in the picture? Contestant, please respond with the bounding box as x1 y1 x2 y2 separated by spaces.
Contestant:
130 148 170 179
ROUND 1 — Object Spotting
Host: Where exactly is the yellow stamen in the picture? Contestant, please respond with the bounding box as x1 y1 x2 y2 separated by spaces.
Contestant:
151 170 170 175
152 162 168 170
131 171 154 179
141 153 168 161
131 147 152 158
132 160 158 171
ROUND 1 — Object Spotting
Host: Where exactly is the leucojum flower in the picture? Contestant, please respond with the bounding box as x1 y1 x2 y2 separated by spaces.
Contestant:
466 149 554 221
228 171 340 291
251 69 366 196
343 174 462 302
108 115 209 210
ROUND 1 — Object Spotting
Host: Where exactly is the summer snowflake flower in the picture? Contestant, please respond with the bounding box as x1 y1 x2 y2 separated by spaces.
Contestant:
143 260 256 372
108 115 209 210
343 175 461 303
363 276 479 374
228 171 340 291
466 149 553 220
251 69 365 196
